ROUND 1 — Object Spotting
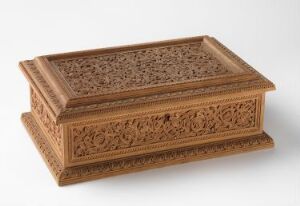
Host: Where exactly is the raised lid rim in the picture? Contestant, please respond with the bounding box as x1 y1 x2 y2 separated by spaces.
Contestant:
19 36 275 123
32 36 259 108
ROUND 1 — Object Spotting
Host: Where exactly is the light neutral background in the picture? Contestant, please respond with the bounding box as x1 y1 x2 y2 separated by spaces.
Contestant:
0 0 299 205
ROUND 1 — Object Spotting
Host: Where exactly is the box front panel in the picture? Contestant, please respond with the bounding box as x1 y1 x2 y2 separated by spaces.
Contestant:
65 93 263 166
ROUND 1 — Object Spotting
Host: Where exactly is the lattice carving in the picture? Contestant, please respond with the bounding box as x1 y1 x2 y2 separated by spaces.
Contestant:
72 99 257 158
53 43 232 96
31 90 63 155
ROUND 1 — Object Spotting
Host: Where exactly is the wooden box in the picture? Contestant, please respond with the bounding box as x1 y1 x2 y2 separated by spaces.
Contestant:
20 36 275 185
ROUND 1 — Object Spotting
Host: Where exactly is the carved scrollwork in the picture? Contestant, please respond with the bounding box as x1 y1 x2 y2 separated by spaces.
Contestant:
21 112 273 185
72 99 256 158
53 43 231 96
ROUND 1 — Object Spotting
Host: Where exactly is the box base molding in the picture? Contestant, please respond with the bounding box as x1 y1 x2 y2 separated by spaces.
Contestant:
21 112 274 186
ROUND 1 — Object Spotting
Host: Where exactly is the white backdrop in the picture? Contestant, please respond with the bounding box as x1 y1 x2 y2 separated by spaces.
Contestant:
0 0 299 205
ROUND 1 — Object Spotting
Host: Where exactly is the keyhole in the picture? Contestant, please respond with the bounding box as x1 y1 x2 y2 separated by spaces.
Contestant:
164 113 171 122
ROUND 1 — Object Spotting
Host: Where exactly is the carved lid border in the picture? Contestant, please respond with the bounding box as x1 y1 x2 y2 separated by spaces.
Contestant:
19 37 275 123
20 59 274 124
32 36 257 108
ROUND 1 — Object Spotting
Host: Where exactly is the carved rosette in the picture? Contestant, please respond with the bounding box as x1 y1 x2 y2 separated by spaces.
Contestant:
31 90 63 156
70 96 258 163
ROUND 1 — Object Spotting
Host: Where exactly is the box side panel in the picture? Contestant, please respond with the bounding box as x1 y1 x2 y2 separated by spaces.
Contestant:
65 92 264 167
30 87 64 162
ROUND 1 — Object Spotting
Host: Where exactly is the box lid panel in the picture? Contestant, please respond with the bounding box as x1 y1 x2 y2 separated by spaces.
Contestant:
19 36 275 122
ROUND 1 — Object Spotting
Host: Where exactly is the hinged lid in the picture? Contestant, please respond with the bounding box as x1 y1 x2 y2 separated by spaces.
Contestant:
19 36 275 123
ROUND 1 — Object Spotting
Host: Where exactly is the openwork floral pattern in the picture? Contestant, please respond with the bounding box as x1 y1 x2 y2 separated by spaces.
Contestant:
72 99 256 158
31 90 62 154
52 43 231 96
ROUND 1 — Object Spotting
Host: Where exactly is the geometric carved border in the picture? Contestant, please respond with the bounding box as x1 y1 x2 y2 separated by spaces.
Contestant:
68 94 262 165
21 112 273 186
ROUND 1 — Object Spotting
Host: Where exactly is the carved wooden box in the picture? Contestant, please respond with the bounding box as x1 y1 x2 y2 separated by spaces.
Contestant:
20 36 275 185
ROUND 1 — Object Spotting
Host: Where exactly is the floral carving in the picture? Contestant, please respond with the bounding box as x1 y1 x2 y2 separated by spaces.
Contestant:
31 90 62 155
52 43 232 96
21 112 273 185
72 99 256 158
